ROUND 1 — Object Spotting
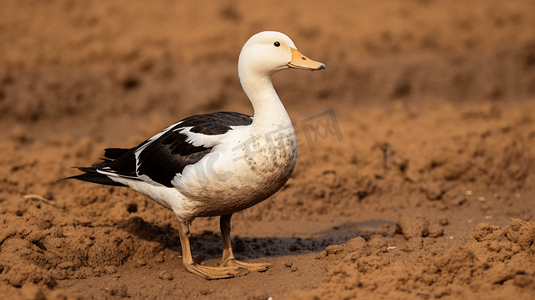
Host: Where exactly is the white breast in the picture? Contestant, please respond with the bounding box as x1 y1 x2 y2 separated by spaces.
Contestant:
171 123 297 218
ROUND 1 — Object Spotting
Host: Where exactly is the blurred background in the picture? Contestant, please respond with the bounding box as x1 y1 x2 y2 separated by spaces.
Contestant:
1 0 534 142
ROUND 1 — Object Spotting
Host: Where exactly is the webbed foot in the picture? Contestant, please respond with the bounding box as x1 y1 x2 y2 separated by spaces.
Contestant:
183 262 249 280
220 258 270 272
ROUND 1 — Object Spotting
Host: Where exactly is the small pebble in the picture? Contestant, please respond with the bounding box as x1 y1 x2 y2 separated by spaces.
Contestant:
438 217 449 226
158 270 174 280
104 266 117 274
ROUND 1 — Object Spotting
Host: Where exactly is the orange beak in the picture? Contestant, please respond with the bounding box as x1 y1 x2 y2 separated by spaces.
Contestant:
287 47 325 71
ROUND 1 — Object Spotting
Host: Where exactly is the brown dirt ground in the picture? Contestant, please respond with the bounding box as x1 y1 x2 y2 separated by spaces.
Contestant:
1 0 535 299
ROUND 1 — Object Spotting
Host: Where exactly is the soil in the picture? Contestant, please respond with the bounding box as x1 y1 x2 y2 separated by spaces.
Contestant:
1 0 535 299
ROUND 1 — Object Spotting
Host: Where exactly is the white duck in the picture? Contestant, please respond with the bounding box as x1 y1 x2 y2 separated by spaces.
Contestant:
68 31 325 279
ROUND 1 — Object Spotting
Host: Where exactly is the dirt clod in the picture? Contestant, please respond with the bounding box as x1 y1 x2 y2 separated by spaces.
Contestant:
396 215 430 239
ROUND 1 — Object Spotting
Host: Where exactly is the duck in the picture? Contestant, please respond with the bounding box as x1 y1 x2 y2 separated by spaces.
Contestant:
68 31 325 279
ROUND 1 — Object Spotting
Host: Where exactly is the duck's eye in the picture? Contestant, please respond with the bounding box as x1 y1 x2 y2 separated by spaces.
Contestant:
274 41 280 47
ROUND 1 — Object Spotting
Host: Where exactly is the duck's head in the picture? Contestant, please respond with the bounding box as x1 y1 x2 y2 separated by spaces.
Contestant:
238 31 325 77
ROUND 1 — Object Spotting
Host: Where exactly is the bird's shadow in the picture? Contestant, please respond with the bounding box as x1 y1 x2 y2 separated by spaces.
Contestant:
117 217 396 262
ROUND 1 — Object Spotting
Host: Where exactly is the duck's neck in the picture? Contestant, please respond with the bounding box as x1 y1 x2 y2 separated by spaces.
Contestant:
239 71 292 130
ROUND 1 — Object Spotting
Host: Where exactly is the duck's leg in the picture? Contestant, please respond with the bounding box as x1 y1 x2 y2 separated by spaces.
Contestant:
177 219 246 280
219 214 271 271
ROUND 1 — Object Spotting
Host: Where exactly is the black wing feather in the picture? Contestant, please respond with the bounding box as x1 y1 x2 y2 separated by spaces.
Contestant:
182 112 253 135
68 112 253 188
136 129 212 187
66 167 127 187
104 148 130 159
